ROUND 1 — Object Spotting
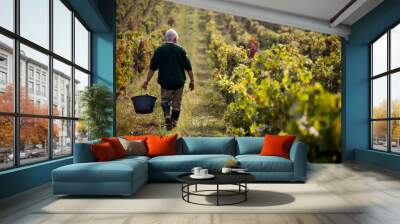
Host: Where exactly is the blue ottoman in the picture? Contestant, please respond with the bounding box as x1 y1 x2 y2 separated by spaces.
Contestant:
52 157 148 196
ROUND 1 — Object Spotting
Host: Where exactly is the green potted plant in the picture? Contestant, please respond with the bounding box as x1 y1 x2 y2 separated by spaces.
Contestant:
79 84 113 140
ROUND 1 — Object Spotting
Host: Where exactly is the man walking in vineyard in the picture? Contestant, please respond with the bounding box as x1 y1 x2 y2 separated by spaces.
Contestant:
142 29 194 130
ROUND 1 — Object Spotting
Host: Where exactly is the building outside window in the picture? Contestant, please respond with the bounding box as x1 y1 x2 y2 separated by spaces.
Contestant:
0 0 91 170
0 71 7 86
370 23 400 154
41 85 46 97
28 81 34 94
28 66 34 80
35 70 40 81
41 73 46 83
0 54 7 89
54 89 58 103
0 54 7 67
35 83 40 95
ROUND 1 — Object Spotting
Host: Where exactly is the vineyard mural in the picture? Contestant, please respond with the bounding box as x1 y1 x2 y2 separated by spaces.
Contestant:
116 0 342 162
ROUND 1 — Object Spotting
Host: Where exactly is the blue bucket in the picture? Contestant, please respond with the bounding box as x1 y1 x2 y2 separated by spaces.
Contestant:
131 94 157 114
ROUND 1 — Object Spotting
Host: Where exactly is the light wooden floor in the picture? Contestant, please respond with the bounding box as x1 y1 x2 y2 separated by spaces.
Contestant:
1 162 400 224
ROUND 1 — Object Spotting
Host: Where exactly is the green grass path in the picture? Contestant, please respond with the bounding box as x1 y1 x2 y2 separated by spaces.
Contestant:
173 7 226 136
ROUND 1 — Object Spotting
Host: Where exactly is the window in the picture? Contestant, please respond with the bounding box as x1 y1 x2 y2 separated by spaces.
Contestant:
36 84 40 95
0 53 7 88
53 119 72 158
74 69 89 143
391 24 400 70
53 59 72 117
20 0 49 48
35 70 41 81
28 81 34 94
0 53 8 89
54 89 58 104
0 0 91 170
28 67 34 80
53 0 72 60
0 71 7 83
0 34 13 113
0 116 13 170
19 117 49 165
0 0 14 32
42 85 46 97
370 23 400 154
74 69 89 118
0 55 7 67
75 18 90 70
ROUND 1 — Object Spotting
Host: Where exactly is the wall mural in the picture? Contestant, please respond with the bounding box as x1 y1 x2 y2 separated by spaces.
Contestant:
116 0 342 162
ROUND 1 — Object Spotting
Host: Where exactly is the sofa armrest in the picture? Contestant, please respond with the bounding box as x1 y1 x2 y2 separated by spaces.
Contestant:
73 140 100 163
289 141 307 181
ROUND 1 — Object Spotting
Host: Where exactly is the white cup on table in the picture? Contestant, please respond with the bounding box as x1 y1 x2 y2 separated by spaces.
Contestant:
200 169 208 176
191 167 202 176
221 167 232 174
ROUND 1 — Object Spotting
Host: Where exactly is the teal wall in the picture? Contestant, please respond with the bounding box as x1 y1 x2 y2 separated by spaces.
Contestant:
0 0 116 200
343 0 400 171
0 158 72 199
92 32 115 135
91 0 116 135
69 0 116 134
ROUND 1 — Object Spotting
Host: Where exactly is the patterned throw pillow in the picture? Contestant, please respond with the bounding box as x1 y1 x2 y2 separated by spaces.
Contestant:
118 137 147 156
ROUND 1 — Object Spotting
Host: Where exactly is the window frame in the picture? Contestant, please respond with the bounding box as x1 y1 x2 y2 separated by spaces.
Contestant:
0 0 92 171
370 21 400 154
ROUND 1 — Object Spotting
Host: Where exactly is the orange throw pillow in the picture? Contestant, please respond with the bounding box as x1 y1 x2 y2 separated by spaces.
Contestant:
124 135 148 141
91 142 117 161
260 134 296 159
146 135 178 157
101 137 126 158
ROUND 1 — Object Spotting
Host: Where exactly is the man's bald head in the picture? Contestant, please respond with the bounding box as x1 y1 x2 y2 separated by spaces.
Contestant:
165 29 178 43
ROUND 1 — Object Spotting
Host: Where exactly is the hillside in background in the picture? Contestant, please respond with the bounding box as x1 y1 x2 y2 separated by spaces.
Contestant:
116 0 342 162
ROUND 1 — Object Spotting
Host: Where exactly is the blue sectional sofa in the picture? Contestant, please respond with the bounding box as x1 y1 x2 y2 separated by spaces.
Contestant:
52 137 307 196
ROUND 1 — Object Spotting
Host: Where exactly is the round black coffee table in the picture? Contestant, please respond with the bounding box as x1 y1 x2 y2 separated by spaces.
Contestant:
177 173 255 206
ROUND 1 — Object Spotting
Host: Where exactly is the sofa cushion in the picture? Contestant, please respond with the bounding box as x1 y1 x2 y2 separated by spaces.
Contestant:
124 135 148 141
53 159 147 183
73 140 100 163
177 137 235 155
235 137 264 155
101 137 127 158
149 154 235 172
124 135 150 150
118 155 150 162
236 155 293 172
260 134 296 159
147 135 177 157
91 142 118 161
118 138 147 156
